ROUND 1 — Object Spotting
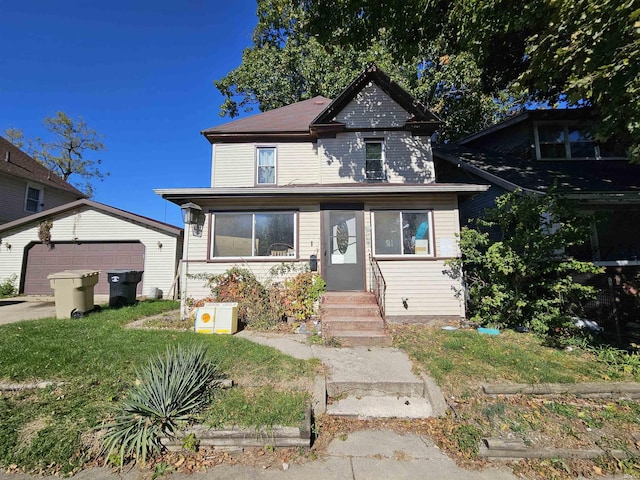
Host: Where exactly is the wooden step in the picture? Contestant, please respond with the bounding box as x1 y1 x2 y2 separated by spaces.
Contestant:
322 292 377 305
320 304 382 317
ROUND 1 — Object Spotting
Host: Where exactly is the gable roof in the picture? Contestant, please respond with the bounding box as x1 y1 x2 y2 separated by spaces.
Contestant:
202 64 442 143
434 143 640 198
0 198 182 236
310 64 441 133
202 96 332 143
0 136 85 197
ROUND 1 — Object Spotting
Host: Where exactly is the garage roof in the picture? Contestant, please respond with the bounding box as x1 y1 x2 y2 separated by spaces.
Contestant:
0 199 182 236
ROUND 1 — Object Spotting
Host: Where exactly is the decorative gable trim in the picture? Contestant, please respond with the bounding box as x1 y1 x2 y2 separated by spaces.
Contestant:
310 64 440 137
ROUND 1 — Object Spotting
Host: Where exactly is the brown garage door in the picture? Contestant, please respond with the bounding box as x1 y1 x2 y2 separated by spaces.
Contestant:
23 242 145 295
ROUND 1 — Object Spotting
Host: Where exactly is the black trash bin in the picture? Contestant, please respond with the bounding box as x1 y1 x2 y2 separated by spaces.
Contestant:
107 270 143 307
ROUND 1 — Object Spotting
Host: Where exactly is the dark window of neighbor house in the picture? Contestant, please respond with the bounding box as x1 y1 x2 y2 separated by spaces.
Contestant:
25 185 42 213
365 139 385 180
372 211 432 256
212 212 295 258
568 211 640 263
535 123 624 160
593 211 640 263
256 147 276 185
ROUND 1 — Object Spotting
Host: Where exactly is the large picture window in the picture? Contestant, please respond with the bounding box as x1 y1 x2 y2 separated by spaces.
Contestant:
257 147 276 184
372 211 432 256
212 212 295 258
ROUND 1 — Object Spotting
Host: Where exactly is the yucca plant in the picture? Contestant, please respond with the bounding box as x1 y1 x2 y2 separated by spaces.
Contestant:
101 344 222 466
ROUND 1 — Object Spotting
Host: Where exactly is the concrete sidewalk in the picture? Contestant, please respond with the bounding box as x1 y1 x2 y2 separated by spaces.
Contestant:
0 430 520 480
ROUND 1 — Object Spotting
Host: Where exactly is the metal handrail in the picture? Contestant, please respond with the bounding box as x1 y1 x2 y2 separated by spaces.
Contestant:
369 255 386 323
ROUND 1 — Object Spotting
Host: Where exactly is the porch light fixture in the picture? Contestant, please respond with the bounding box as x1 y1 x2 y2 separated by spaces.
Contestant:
180 202 204 320
180 202 204 233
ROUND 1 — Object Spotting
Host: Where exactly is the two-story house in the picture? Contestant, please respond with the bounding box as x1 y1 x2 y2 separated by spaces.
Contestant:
0 135 85 224
433 109 640 324
156 65 486 332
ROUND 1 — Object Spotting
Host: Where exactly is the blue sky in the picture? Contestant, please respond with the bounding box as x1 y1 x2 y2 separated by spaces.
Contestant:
0 0 258 227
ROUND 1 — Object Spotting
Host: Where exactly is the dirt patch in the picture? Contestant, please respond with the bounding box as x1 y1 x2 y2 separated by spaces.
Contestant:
16 417 50 452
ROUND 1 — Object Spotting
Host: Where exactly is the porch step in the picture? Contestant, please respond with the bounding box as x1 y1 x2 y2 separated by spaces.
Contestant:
327 395 434 420
321 292 390 347
322 291 378 305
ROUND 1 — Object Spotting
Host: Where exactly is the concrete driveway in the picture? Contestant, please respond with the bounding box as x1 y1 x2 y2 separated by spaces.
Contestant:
0 295 110 325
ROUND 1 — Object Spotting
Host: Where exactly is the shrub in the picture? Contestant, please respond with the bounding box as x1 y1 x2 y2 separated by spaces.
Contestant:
446 190 603 335
281 272 326 320
101 345 222 467
204 267 283 328
0 274 17 298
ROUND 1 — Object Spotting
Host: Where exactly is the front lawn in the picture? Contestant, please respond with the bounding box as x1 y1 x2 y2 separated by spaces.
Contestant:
0 300 317 475
391 324 640 479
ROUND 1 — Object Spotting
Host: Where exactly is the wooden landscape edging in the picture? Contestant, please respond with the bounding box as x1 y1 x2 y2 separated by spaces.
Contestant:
482 382 640 399
162 404 312 451
0 381 64 391
479 438 637 461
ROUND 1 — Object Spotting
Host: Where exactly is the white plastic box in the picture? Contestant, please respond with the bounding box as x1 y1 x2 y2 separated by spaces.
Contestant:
194 306 216 334
210 302 239 334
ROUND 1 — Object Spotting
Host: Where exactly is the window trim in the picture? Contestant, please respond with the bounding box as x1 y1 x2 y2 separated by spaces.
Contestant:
533 121 626 161
210 210 297 260
24 183 43 213
364 138 386 181
371 210 434 258
255 146 277 185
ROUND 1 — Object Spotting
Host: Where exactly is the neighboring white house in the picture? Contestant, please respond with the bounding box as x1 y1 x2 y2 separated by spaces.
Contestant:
0 135 85 225
0 199 183 297
156 65 486 322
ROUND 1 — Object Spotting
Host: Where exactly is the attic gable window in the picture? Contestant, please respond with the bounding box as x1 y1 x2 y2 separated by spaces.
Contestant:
534 123 621 160
365 139 385 180
256 147 276 185
25 185 43 213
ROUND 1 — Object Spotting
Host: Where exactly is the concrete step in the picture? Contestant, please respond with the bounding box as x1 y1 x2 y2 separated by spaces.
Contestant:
327 379 425 398
321 304 382 317
322 292 377 305
327 395 434 419
322 316 385 331
325 330 392 347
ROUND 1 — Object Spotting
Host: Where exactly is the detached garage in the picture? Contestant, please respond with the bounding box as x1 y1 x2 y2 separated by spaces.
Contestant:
0 199 182 297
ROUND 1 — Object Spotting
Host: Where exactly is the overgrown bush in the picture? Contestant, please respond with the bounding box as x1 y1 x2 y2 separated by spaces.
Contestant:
446 190 603 335
0 274 17 298
203 267 282 328
281 272 326 320
196 266 326 328
101 345 222 467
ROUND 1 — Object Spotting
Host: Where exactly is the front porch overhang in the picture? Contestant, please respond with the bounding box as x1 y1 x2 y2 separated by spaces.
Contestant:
154 183 489 206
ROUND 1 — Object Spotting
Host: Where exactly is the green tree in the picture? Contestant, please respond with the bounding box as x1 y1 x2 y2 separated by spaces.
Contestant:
5 111 107 197
445 190 603 334
305 0 640 159
215 0 522 142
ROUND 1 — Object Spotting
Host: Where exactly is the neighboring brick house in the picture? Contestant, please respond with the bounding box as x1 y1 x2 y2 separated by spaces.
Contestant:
0 136 85 224
156 65 486 326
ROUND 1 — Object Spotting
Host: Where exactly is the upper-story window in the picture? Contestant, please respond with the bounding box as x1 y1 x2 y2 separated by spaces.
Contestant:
534 123 622 160
257 147 276 184
365 139 385 180
25 184 43 213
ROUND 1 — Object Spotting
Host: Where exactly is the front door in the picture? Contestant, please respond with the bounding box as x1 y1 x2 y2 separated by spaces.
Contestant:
322 209 365 291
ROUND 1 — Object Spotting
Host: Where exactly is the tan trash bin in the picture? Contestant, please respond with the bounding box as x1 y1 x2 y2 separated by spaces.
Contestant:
48 270 100 319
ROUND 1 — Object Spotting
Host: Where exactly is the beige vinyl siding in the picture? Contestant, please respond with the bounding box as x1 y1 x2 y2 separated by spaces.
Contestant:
319 132 434 184
212 143 318 188
375 259 464 318
364 195 463 318
0 175 80 224
335 83 411 128
0 206 180 296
